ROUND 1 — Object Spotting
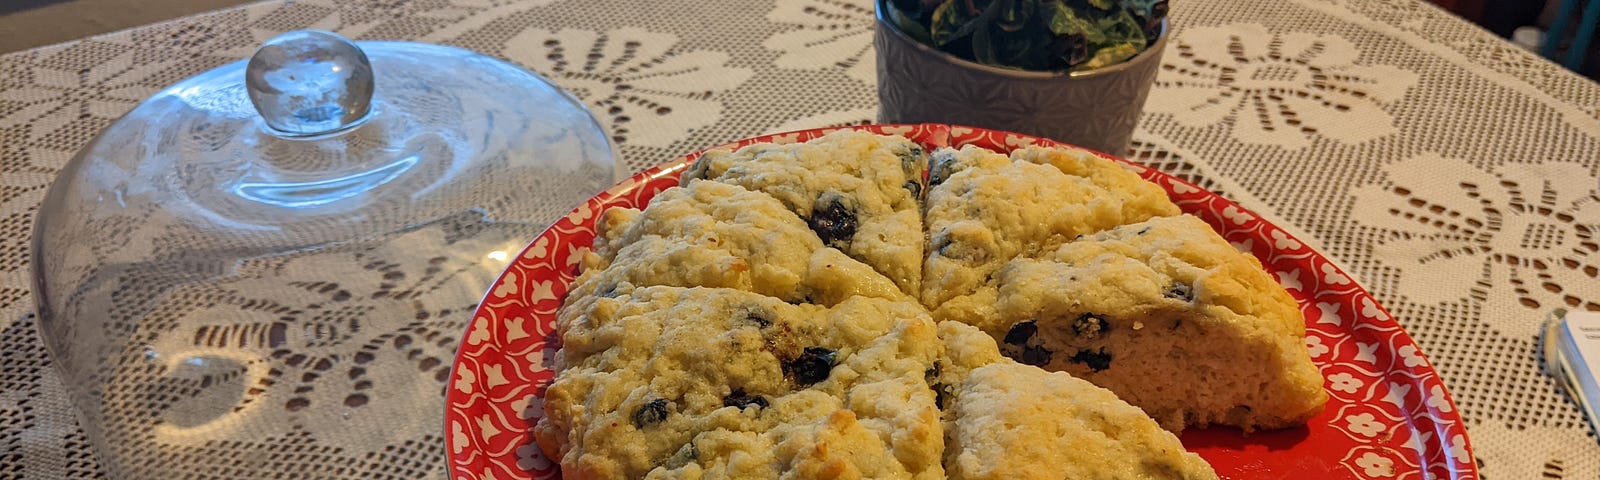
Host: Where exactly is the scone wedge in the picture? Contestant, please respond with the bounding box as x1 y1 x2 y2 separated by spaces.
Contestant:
921 144 1180 323
537 286 944 479
934 321 1219 480
682 129 928 296
568 180 905 308
981 215 1329 431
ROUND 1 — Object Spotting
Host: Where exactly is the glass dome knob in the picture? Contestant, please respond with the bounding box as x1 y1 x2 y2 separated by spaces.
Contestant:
245 30 375 136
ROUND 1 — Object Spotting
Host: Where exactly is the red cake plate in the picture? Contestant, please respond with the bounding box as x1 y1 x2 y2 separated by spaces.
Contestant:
444 124 1480 480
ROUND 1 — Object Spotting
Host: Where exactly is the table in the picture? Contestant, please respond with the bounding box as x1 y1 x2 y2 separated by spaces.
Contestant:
1 0 1596 478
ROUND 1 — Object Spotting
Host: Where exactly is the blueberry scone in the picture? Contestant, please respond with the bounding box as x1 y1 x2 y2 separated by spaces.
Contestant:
536 286 944 479
534 135 1327 477
568 180 904 308
932 321 1218 480
947 363 1220 480
921 145 1180 323
682 130 928 295
984 215 1328 431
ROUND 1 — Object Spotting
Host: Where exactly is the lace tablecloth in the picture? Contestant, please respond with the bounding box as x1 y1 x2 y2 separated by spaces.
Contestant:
1 0 1596 478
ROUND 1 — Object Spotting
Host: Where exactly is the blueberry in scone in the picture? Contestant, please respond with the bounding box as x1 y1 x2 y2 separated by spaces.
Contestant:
933 321 1219 480
567 180 905 308
807 192 859 249
922 144 1180 324
537 286 944 479
682 130 928 296
977 214 1329 432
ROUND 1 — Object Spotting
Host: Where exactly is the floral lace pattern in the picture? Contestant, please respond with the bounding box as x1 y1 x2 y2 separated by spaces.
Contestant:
127 9 258 61
116 227 512 457
1147 23 1416 149
0 52 168 143
504 26 753 148
763 0 876 86
764 106 876 133
1352 154 1600 338
301 0 472 38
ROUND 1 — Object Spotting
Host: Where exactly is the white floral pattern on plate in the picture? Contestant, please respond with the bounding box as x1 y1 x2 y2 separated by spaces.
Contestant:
504 26 753 148
1351 153 1600 337
1147 23 1417 150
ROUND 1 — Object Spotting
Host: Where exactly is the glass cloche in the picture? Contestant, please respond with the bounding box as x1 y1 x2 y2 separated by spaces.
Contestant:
31 30 619 478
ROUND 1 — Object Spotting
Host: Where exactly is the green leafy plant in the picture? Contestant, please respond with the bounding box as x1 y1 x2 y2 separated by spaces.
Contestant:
884 0 1168 72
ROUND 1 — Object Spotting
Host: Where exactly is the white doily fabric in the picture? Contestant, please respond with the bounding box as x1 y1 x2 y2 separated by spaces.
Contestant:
1 0 1597 478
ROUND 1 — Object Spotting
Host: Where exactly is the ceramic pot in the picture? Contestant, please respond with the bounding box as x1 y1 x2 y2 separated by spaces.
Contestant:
874 2 1168 156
